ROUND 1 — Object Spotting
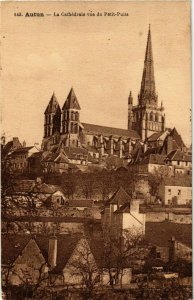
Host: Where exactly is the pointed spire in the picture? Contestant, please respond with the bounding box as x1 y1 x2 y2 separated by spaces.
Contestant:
62 87 81 110
139 25 157 105
128 91 133 105
44 92 61 114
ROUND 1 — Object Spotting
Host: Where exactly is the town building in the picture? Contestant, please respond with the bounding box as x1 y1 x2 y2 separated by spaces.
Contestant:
158 177 192 206
101 187 146 235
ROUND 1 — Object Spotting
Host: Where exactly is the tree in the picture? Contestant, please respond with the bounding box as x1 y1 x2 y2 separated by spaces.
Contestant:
67 238 101 299
103 227 147 289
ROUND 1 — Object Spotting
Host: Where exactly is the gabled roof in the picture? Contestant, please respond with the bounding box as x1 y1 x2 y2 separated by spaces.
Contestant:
44 93 61 114
32 183 63 194
11 146 34 155
82 123 140 140
106 187 131 206
147 131 164 142
169 127 185 148
54 152 69 164
166 149 191 162
139 154 165 165
161 176 192 187
62 88 81 110
145 222 192 248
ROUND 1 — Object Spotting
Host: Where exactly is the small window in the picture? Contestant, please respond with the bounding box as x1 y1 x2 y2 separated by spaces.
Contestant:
177 161 180 165
178 189 181 196
168 189 171 195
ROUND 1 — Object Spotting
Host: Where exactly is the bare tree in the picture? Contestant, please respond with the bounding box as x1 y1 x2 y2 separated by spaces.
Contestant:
68 238 101 299
103 227 147 289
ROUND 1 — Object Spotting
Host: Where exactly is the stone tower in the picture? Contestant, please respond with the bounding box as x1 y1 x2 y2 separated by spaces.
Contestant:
61 88 81 147
132 25 165 140
128 91 133 130
44 93 61 138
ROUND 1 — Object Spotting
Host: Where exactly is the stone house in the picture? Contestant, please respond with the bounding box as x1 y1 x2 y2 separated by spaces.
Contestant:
101 187 146 235
158 177 192 206
2 234 133 298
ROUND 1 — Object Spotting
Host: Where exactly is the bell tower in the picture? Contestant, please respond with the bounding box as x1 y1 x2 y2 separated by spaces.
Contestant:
132 25 165 140
44 93 61 138
61 88 81 147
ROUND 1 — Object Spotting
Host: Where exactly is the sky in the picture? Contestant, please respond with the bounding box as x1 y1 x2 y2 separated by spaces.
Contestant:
1 1 191 147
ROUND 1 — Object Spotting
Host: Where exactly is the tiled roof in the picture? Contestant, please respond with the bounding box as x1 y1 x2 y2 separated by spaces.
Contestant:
11 146 34 154
2 235 106 271
54 153 69 164
9 180 35 193
106 187 131 206
82 123 140 139
32 183 63 194
147 131 164 142
166 149 191 162
161 176 192 187
145 222 192 248
28 151 43 159
62 88 81 110
169 128 185 148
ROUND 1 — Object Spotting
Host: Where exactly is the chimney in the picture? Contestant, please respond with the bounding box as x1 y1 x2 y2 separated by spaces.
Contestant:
13 137 21 149
22 140 26 147
130 199 140 213
168 236 176 262
48 236 57 269
143 142 147 153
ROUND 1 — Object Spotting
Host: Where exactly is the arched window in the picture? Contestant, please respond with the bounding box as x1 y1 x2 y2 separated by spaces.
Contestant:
155 114 158 122
75 112 79 121
71 111 74 120
150 112 153 121
71 123 74 133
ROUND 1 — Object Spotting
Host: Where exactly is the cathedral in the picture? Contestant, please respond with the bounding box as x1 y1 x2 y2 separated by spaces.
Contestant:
41 27 166 171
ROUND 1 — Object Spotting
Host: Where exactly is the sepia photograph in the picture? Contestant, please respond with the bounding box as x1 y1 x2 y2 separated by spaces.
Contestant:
1 1 192 299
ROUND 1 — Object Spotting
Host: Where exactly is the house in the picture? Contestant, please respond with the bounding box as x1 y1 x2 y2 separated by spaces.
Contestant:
128 127 191 176
145 222 192 262
2 234 133 298
158 177 192 206
101 187 146 235
2 137 40 174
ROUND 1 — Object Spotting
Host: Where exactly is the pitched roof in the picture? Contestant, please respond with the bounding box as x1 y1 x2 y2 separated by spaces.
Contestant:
107 187 131 206
32 183 63 194
11 146 34 154
82 123 140 139
145 222 192 248
142 154 165 165
44 93 61 114
169 128 185 148
68 200 93 208
62 88 81 110
61 146 88 160
161 176 192 187
166 149 191 162
147 131 164 142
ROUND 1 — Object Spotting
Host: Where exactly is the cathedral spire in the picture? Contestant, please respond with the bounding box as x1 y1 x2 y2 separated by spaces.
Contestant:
139 25 157 105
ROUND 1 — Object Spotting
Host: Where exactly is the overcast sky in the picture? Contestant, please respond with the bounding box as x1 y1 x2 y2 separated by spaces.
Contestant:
2 1 191 147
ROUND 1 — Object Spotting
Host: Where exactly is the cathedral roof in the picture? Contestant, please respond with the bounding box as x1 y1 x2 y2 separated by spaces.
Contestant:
44 93 61 114
62 88 81 110
82 123 140 139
